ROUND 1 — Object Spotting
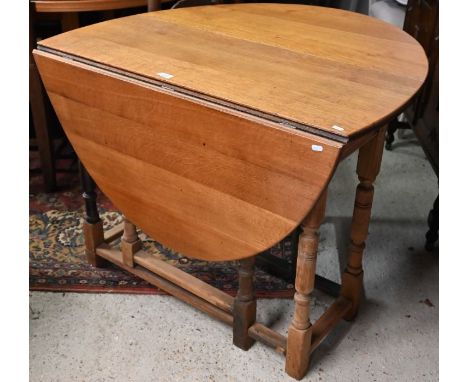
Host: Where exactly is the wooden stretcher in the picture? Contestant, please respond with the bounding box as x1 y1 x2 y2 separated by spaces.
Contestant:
33 4 427 379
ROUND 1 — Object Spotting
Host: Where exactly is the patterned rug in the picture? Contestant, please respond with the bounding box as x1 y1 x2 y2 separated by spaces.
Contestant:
29 162 295 297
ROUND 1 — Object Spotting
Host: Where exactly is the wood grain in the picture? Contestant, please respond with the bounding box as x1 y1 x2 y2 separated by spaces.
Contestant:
286 191 327 379
30 6 429 378
97 243 289 353
34 50 341 261
103 222 124 244
121 217 141 267
134 250 234 312
96 244 235 325
341 127 386 320
309 296 352 355
248 323 287 354
33 0 148 13
37 3 428 138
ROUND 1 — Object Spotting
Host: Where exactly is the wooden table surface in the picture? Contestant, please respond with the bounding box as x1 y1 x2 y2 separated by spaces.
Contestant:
34 4 428 261
38 3 427 140
34 6 430 377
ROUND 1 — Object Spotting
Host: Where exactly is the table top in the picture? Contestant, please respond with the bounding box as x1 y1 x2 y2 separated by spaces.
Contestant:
38 3 427 140
32 1 149 13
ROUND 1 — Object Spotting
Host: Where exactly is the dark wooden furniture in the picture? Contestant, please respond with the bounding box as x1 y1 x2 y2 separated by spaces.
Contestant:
385 0 438 249
33 4 427 379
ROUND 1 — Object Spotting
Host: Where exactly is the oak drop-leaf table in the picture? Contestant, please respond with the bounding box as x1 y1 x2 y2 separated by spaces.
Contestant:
33 4 427 379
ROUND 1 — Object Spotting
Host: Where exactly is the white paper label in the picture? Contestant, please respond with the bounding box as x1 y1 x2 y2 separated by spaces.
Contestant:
332 125 344 131
311 145 323 152
157 72 174 79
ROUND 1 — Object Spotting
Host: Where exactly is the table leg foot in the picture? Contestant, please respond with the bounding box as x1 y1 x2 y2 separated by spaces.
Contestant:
341 267 363 321
83 220 106 267
286 325 313 380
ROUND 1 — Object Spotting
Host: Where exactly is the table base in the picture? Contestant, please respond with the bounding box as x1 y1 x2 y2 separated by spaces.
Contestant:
80 127 386 379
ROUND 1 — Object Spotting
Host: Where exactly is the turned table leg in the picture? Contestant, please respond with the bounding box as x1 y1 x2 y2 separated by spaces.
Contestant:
233 256 256 350
121 217 142 267
285 191 327 380
80 162 106 268
341 127 386 320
